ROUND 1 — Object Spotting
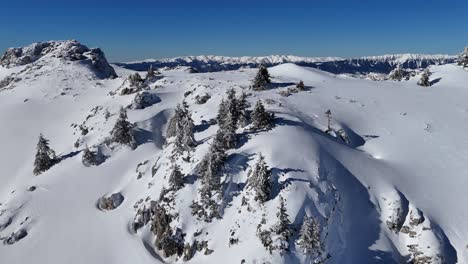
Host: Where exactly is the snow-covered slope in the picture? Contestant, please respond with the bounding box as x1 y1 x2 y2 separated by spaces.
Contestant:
0 41 466 264
115 54 456 75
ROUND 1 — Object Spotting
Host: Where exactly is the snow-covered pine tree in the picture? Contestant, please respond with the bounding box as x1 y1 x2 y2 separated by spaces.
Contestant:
147 65 156 80
173 103 196 155
274 195 292 252
225 88 239 127
389 64 404 81
296 215 323 256
216 99 228 129
215 89 240 149
221 111 238 149
296 80 305 91
248 153 271 203
236 91 249 128
167 104 184 138
82 146 97 167
199 130 226 196
457 47 468 68
111 107 134 146
182 111 196 149
192 130 227 221
252 65 271 91
251 100 275 130
128 72 143 87
168 163 184 191
33 134 57 175
418 68 432 87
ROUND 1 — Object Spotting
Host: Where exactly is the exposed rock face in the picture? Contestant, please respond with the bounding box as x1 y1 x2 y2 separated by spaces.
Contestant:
0 40 117 79
98 193 124 211
129 91 161 109
3 229 28 245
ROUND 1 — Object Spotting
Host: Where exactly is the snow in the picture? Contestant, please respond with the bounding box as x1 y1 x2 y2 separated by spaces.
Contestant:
0 42 467 264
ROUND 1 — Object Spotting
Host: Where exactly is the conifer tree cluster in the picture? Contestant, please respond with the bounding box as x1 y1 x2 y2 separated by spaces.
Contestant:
216 89 249 149
252 65 271 91
457 47 468 68
418 68 432 87
167 102 196 155
191 130 227 221
251 100 275 130
256 195 293 253
389 65 405 81
111 107 134 146
33 134 57 175
296 215 323 257
247 154 272 203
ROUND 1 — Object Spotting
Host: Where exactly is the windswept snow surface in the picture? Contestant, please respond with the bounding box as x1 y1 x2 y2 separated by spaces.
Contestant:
0 43 466 264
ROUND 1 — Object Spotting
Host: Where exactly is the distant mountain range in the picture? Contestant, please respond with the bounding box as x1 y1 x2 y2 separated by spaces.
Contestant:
115 54 457 74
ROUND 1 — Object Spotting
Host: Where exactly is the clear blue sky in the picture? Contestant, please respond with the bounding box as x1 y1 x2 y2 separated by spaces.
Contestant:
1 0 467 62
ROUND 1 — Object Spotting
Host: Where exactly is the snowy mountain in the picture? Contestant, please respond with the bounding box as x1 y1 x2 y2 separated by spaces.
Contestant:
0 40 466 264
115 54 456 75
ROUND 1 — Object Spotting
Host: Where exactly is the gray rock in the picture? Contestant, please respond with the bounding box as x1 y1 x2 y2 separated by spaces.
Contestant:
98 193 124 211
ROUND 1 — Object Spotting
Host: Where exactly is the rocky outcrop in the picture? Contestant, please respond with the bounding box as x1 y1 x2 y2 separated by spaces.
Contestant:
0 40 117 79
98 193 124 211
3 229 27 245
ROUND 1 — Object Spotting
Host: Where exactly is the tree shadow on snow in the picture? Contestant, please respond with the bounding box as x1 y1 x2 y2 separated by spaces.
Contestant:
270 167 307 200
194 119 213 133
221 152 255 208
58 150 81 161
268 82 296 89
430 77 442 86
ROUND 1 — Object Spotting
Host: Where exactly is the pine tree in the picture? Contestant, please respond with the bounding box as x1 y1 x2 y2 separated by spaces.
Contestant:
216 99 228 129
33 134 57 175
216 89 240 149
225 88 239 127
252 65 271 91
128 72 143 87
296 80 305 91
199 130 226 197
147 65 156 80
167 104 184 138
221 111 238 149
274 195 292 252
82 146 97 167
324 109 332 132
418 68 432 87
389 64 404 81
236 91 249 128
457 47 468 68
248 154 271 203
182 111 196 149
111 107 134 145
168 164 184 191
251 100 274 130
297 215 323 256
173 103 196 154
